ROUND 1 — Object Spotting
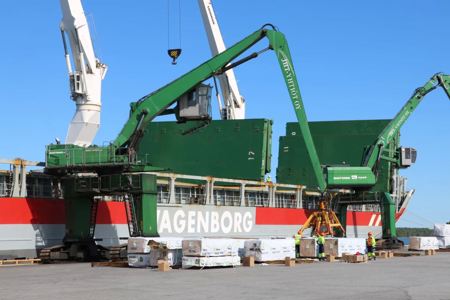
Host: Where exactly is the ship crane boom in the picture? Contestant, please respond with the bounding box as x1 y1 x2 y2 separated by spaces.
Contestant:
59 0 107 147
198 0 245 120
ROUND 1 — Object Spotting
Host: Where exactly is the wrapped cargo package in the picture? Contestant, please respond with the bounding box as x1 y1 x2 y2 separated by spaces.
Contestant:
409 237 439 250
182 238 238 257
299 238 317 257
324 238 366 257
127 237 152 254
230 239 247 258
437 236 450 249
433 224 450 237
182 255 241 268
128 237 183 267
128 253 151 268
244 238 295 262
128 237 183 254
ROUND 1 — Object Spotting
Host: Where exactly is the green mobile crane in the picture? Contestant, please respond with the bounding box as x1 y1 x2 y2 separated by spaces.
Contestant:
327 74 450 240
45 25 325 258
45 24 449 258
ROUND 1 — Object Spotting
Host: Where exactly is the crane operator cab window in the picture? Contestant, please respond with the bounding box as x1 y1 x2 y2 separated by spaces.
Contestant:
178 84 212 121
400 147 417 167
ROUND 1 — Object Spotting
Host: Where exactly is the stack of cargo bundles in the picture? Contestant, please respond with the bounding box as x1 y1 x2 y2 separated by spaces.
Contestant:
408 237 439 251
433 224 450 249
182 238 241 268
244 238 295 262
324 238 367 257
127 237 183 268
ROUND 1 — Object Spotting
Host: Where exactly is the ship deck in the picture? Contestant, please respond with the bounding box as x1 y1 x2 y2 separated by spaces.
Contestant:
0 253 448 300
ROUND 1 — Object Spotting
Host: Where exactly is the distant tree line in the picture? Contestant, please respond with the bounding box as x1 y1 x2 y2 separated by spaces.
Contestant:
397 227 433 237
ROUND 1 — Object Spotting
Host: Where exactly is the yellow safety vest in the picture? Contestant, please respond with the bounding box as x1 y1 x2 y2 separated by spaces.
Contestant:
294 234 301 245
367 236 376 247
317 236 325 245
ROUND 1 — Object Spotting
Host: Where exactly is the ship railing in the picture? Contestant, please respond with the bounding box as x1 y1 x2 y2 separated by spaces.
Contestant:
140 171 313 209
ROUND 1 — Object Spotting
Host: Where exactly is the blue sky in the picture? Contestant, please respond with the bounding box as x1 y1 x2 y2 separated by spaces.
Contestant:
0 1 449 226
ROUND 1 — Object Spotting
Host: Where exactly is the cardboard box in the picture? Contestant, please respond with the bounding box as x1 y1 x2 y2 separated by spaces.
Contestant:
244 238 295 262
326 254 336 262
433 224 450 237
158 260 170 272
182 256 241 268
285 257 295 267
182 238 238 257
243 256 254 267
409 237 439 250
324 238 366 257
299 238 317 258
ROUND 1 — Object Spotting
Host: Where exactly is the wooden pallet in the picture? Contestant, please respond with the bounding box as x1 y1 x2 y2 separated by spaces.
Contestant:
91 260 129 268
295 258 316 264
0 258 41 267
393 251 423 257
436 248 450 253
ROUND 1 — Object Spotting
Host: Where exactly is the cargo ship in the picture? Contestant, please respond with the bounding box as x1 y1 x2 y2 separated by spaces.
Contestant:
0 163 412 259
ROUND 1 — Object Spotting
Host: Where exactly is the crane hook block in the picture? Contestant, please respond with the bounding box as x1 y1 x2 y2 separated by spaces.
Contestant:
168 48 182 65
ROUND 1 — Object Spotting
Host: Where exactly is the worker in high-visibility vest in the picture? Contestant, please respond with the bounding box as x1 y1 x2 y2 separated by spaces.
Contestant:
316 233 326 261
367 231 376 260
294 233 301 258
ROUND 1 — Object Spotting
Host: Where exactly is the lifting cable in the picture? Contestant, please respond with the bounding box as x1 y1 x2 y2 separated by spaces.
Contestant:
167 0 182 65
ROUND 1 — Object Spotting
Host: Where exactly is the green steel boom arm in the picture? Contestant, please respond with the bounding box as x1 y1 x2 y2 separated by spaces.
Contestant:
112 26 326 191
363 73 450 169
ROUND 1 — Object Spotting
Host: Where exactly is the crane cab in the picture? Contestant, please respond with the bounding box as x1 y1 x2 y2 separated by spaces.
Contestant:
399 147 417 167
178 83 212 121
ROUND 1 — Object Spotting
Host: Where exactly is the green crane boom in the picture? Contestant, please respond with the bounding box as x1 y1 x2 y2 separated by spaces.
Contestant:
365 73 450 169
46 26 326 190
327 73 450 187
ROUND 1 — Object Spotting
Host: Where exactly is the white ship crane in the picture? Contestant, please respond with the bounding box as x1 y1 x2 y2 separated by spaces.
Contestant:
60 0 107 146
198 0 245 119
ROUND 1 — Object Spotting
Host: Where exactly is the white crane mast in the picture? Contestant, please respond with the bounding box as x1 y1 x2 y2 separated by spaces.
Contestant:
198 0 245 120
59 0 107 146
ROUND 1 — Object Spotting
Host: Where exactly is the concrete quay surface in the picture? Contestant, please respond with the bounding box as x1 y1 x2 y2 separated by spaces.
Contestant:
0 253 449 300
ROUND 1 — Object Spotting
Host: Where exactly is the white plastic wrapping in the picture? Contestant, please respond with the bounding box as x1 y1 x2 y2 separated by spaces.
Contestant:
409 237 439 250
127 253 151 268
437 236 450 249
182 255 241 268
230 239 247 258
324 238 367 257
433 224 450 237
182 238 238 257
127 237 183 254
244 238 295 262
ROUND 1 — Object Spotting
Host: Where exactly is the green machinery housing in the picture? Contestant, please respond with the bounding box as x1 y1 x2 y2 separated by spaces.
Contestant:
277 119 399 237
277 119 394 191
136 119 272 181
